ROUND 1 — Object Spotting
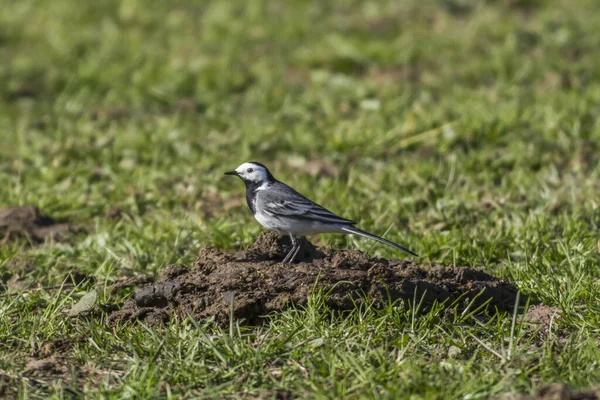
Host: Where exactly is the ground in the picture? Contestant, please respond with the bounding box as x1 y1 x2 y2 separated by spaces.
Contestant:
1 0 600 398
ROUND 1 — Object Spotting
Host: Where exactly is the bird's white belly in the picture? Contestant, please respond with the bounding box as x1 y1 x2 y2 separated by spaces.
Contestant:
254 212 341 236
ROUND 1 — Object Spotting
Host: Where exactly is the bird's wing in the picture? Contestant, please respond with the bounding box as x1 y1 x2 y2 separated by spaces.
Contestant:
256 182 356 225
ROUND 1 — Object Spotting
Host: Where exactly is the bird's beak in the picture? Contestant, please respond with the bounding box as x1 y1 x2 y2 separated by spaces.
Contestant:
224 170 238 176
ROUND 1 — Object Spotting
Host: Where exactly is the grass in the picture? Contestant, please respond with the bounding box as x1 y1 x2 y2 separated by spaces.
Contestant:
1 0 600 398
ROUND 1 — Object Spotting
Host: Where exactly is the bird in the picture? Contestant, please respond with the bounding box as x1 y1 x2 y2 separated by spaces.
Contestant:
224 162 418 264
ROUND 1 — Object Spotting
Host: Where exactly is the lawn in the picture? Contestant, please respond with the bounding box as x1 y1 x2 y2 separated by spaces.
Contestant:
1 0 600 398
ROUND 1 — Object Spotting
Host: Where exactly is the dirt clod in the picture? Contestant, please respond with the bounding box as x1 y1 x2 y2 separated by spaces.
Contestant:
109 232 523 326
0 205 83 244
135 281 181 308
110 275 155 294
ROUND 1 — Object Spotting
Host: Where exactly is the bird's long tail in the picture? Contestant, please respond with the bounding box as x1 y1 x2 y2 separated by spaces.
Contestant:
339 226 418 257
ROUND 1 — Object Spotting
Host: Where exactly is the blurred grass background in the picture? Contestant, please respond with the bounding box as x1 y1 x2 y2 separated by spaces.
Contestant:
1 0 600 398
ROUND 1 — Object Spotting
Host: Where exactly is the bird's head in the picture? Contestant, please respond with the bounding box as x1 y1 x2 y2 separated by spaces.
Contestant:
224 162 274 184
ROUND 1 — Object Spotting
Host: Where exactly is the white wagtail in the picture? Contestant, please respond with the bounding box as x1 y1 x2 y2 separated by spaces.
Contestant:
225 162 418 264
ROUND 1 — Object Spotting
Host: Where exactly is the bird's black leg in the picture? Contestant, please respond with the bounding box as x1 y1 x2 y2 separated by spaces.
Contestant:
282 234 298 264
287 236 304 263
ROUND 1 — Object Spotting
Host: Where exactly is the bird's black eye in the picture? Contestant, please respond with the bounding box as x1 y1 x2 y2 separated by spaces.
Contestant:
247 168 254 173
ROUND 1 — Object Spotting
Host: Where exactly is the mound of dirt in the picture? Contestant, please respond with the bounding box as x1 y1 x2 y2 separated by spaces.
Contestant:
0 205 83 244
109 232 522 326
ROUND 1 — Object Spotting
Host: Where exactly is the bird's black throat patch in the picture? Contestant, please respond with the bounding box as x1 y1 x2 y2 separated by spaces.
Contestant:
244 181 264 214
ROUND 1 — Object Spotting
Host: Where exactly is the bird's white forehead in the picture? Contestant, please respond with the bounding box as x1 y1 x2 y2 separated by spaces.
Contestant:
235 162 261 172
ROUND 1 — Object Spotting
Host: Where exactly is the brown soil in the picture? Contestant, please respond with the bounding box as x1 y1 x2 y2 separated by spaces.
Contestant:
109 232 523 326
283 157 342 178
524 305 560 326
24 357 67 376
12 336 117 398
0 205 84 244
105 205 123 220
523 305 563 342
499 383 600 400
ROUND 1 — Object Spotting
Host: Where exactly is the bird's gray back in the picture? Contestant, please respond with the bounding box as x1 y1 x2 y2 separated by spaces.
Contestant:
255 181 356 225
